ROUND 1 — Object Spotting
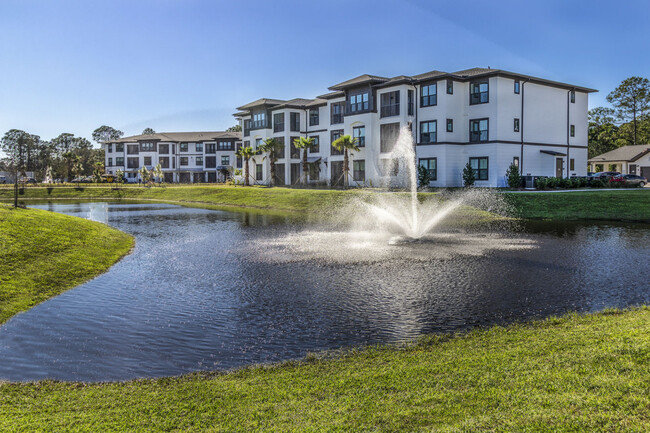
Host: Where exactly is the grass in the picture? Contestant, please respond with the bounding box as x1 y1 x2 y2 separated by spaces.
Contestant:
2 307 650 431
1 184 648 222
0 204 134 324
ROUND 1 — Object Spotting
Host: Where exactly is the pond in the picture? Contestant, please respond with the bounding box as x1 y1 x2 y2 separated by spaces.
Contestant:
1 202 649 382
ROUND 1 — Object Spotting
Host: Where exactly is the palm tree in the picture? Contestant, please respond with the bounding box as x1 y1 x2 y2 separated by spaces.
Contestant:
331 135 360 188
93 161 104 183
293 136 315 186
236 145 255 186
258 138 284 186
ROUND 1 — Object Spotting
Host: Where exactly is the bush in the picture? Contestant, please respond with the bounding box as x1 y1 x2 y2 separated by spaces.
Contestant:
462 163 475 187
505 163 521 189
546 177 558 189
591 179 604 188
535 177 548 190
417 165 431 189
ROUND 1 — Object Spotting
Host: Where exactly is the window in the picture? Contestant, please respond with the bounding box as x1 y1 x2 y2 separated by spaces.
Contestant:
140 142 155 152
180 143 188 152
353 160 365 181
290 112 300 132
180 157 188 166
108 157 112 166
446 119 453 132
513 156 519 168
470 80 489 104
309 109 319 126
115 157 124 166
381 91 400 117
127 157 138 169
514 80 520 94
127 144 139 155
196 156 203 166
143 156 152 166
195 142 203 152
570 158 575 170
115 143 124 153
172 157 175 168
159 144 169 154
570 91 575 103
349 91 369 113
331 102 344 124
256 164 263 181
420 84 437 107
419 158 437 181
107 144 112 153
408 90 414 115
380 123 400 153
514 118 520 132
470 119 489 142
254 138 262 151
469 157 489 180
275 137 285 158
290 136 300 158
446 79 453 95
252 112 267 129
570 124 575 137
331 130 344 155
273 113 284 132
309 136 319 153
205 143 216 153
218 141 233 151
243 119 251 136
205 156 216 168
353 126 365 147
379 159 399 177
221 155 230 166
172 144 175 154
420 120 437 144
159 157 169 168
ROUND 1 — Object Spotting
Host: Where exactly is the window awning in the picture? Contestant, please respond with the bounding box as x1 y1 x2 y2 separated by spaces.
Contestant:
540 150 567 156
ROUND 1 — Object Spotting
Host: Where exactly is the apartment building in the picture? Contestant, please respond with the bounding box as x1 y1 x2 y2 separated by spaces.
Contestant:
234 67 596 187
104 131 241 183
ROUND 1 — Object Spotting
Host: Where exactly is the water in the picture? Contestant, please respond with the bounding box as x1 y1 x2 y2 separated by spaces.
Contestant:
0 202 649 382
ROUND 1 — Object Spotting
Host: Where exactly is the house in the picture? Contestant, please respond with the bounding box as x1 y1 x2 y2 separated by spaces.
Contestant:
234 67 596 187
588 145 650 178
103 131 241 183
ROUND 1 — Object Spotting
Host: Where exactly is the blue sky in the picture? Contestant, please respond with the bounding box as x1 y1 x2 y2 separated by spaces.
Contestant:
1 0 648 147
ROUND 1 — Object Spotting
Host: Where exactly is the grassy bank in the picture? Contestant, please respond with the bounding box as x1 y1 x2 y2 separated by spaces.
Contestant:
0 204 134 324
2 307 650 431
1 184 648 222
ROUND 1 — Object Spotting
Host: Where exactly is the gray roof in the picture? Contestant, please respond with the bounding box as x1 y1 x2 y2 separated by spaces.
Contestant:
588 145 650 163
272 98 320 110
452 67 497 77
235 98 286 111
107 131 241 144
329 74 389 90
315 90 345 100
411 70 447 81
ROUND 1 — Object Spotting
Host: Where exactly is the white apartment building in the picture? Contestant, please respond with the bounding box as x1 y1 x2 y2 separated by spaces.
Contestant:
103 131 241 183
235 67 596 187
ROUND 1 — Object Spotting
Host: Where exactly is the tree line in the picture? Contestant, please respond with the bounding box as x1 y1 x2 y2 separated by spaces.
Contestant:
589 76 650 158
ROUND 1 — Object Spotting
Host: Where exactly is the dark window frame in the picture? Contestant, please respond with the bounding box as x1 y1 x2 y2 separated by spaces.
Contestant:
290 112 300 132
407 89 414 116
514 118 520 132
108 157 112 167
331 102 345 124
115 143 124 153
221 155 230 166
469 157 489 180
195 156 203 166
218 141 233 151
446 118 453 133
570 91 576 103
513 156 519 168
140 142 156 152
309 109 319 126
255 164 263 181
353 159 365 182
180 143 189 152
143 156 152 166
514 80 520 94
380 90 400 117
446 79 453 94
115 157 124 166
418 157 437 181
127 157 139 169
469 118 489 143
127 144 139 155
290 136 300 159
308 136 319 153
420 120 437 144
353 125 365 147
273 113 285 133
348 91 370 113
570 158 575 170
180 156 189 166
331 130 344 156
159 156 169 169
470 80 489 105
243 119 251 136
420 83 437 107
570 124 575 137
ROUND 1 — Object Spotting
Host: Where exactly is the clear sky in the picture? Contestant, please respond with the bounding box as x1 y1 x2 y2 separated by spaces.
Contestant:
1 0 648 147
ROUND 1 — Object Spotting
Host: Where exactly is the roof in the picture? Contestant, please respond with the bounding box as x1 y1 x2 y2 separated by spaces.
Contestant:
328 74 389 90
272 98 322 110
411 70 447 81
588 145 650 163
315 91 345 100
106 131 241 144
235 98 286 111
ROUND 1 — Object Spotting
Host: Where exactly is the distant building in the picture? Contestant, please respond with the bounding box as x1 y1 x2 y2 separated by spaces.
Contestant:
588 145 650 177
235 67 596 187
103 131 241 183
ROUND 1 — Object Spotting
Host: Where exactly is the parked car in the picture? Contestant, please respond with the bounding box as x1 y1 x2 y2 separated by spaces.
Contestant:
0 175 6 184
71 176 93 183
19 177 36 184
615 174 647 188
594 171 621 181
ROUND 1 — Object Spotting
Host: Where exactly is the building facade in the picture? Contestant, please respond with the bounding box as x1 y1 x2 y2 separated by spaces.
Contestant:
235 67 596 187
103 131 241 183
588 145 650 178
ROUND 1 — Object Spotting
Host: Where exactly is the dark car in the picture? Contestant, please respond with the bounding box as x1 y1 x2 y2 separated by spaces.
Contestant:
595 171 621 181
617 174 647 187
19 177 36 184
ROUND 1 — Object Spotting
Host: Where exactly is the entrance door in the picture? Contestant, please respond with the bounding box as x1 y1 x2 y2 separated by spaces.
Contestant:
555 158 563 178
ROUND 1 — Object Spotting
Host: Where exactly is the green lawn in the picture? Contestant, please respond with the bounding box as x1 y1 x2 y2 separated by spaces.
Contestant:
2 307 650 432
0 204 134 324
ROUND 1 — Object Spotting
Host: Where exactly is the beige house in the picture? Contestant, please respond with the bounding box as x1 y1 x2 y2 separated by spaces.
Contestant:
588 145 650 177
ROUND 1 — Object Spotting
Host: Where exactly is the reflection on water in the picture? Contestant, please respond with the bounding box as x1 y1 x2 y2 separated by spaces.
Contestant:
0 202 648 382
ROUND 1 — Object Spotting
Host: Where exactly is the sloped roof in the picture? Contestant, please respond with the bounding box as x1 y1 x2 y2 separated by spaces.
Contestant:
452 67 498 77
329 74 389 90
272 98 320 110
235 98 286 111
106 131 241 143
588 145 650 163
315 90 345 100
411 70 448 81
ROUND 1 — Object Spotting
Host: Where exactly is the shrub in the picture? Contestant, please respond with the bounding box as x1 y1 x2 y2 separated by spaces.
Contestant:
591 179 604 188
417 165 432 189
505 163 522 189
546 177 558 189
535 177 548 190
462 163 475 187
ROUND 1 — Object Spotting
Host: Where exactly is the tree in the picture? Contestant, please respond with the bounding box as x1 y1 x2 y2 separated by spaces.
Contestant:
93 161 104 183
92 125 124 144
1 129 31 207
139 166 151 185
293 136 315 186
116 169 125 183
462 162 475 187
417 164 431 189
505 163 521 189
606 76 650 145
331 135 360 188
258 138 284 186
226 124 242 132
588 107 627 158
152 163 163 184
142 128 156 135
235 145 255 186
